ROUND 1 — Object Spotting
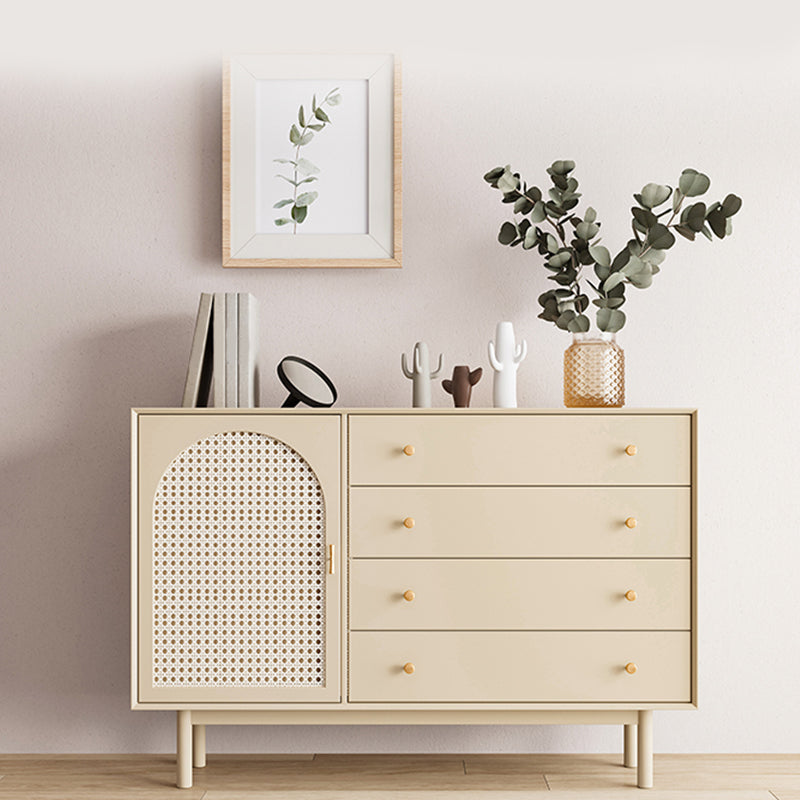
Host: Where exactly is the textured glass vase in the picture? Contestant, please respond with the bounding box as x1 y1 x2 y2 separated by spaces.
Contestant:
563 332 625 408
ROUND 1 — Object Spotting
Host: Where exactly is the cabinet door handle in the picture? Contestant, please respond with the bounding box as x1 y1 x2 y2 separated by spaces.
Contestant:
625 662 638 674
328 544 335 575
625 444 638 456
403 445 416 456
403 662 416 674
403 517 416 529
625 589 637 602
625 517 638 529
403 589 416 602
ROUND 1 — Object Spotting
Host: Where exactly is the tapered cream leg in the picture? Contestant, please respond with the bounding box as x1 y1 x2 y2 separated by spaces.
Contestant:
193 724 206 768
177 711 193 789
637 710 653 788
624 723 637 768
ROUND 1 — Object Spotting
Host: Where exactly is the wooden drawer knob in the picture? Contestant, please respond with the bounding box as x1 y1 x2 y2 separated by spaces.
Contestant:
403 662 416 674
625 590 637 602
403 589 415 602
625 517 638 529
403 445 415 456
625 662 638 674
625 444 638 456
403 517 416 529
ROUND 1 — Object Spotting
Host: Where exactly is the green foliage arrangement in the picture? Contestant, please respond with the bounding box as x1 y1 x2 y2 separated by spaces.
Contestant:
274 88 342 233
484 161 741 333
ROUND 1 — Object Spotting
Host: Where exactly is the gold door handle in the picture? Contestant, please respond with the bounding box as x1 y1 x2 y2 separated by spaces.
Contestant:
403 589 415 602
328 544 335 575
625 517 638 529
625 590 637 602
403 517 415 529
625 444 638 456
403 662 416 674
403 445 415 456
625 662 638 674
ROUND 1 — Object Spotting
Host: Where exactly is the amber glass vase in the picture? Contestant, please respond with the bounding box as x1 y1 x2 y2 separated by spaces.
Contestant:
563 332 625 408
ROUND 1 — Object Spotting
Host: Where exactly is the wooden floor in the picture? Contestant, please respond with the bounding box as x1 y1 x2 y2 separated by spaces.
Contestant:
0 754 797 799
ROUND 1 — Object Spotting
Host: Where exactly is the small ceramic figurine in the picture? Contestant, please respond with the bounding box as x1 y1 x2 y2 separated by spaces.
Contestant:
442 366 483 408
401 342 443 408
488 321 527 408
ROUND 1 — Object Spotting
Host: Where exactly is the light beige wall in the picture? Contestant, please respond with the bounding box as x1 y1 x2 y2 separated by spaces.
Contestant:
1 0 798 753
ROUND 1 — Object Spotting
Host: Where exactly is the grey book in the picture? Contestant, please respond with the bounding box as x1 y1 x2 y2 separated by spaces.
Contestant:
213 292 226 407
181 293 214 408
237 293 259 408
225 292 238 408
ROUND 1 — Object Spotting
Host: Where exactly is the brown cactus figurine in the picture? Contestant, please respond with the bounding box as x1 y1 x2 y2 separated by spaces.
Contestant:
442 366 483 408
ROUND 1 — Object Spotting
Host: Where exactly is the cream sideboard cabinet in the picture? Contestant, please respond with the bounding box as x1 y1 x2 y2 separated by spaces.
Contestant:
132 408 696 789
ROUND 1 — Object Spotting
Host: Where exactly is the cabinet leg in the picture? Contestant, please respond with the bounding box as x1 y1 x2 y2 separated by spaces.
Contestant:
177 711 193 789
624 723 636 768
193 724 206 768
637 710 653 789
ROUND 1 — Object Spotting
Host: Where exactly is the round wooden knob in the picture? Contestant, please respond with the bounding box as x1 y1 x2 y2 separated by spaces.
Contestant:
625 444 638 456
625 517 638 529
403 662 415 674
403 445 415 456
625 662 638 674
625 590 637 602
403 590 415 602
403 517 415 529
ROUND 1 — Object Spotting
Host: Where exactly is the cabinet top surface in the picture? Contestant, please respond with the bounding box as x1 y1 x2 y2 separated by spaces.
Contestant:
132 407 697 416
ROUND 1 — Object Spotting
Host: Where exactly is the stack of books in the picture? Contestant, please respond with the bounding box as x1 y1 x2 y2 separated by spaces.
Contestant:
181 293 259 408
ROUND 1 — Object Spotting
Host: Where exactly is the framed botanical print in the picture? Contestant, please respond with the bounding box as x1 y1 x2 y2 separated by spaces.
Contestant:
223 53 401 268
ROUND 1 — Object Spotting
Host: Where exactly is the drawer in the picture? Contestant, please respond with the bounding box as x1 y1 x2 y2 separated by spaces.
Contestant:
350 487 691 557
349 559 690 631
349 414 690 486
349 631 690 702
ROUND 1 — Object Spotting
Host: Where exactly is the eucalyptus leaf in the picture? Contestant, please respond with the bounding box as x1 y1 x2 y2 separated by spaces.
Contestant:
647 223 676 250
529 200 547 224
327 93 343 106
550 160 575 176
295 191 319 207
722 193 742 217
291 204 308 223
297 176 318 186
547 251 572 268
575 221 600 240
603 272 626 292
314 107 331 123
675 225 696 241
589 245 611 267
298 105 306 127
555 310 577 330
597 307 626 332
546 234 559 254
275 175 298 186
567 314 591 333
274 218 292 226
523 226 538 249
273 199 294 209
497 169 519 194
583 207 597 224
296 158 320 176
686 202 707 232
289 124 301 145
707 207 727 238
308 123 325 131
632 207 658 228
298 132 314 146
679 168 711 197
639 183 672 208
672 188 684 213
273 158 297 165
514 196 534 214
498 221 518 245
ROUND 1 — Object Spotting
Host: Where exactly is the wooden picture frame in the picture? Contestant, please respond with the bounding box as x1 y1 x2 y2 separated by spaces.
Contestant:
223 54 402 268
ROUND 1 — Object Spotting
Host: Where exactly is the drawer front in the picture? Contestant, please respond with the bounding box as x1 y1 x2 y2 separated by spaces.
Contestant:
349 414 690 486
350 559 690 631
349 631 690 702
350 487 691 557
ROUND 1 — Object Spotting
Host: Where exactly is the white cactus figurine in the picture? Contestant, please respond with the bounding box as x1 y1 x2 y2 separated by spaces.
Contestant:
488 321 527 408
401 342 443 408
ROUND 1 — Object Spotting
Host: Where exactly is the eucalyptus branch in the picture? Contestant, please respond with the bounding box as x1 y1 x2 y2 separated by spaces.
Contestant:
484 162 741 334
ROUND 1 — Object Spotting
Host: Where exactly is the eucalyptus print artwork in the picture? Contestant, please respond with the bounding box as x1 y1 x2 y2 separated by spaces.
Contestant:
273 87 343 232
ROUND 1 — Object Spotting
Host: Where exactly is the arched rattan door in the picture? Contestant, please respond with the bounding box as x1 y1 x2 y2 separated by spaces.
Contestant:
134 414 341 705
